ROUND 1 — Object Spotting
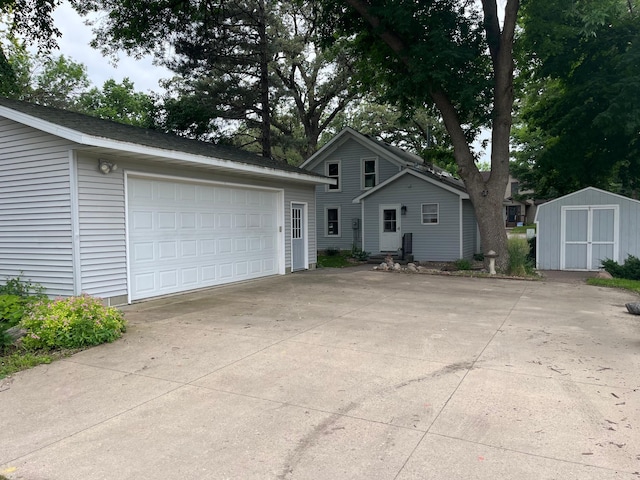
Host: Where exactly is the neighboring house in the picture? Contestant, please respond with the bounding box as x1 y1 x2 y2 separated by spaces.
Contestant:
535 186 640 271
301 128 478 261
0 98 332 304
481 172 539 227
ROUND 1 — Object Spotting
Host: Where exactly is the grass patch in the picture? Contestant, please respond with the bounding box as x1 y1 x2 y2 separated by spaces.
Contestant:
1 350 52 379
317 254 352 268
586 277 640 294
509 224 536 234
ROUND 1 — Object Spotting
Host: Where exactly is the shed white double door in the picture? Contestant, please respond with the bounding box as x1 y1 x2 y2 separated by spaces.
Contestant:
561 205 618 270
127 176 281 300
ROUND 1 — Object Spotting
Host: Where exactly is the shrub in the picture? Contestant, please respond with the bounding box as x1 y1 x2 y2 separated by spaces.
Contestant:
527 236 536 263
453 258 472 270
350 246 369 261
473 253 484 262
0 275 45 298
324 247 340 256
601 255 640 280
0 295 26 328
506 237 533 276
21 295 126 350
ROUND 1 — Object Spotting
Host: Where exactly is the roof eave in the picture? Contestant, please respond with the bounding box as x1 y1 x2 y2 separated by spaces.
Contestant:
0 105 333 186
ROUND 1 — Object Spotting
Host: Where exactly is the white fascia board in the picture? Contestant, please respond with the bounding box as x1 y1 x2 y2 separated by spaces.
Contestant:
0 107 333 186
352 169 469 203
301 126 411 171
538 186 640 211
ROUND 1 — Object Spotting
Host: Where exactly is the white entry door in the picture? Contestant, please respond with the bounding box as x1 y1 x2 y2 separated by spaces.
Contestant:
379 204 402 252
561 205 618 270
127 176 280 300
291 203 306 271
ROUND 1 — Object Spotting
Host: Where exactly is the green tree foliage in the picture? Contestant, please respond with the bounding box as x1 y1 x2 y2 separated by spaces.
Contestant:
513 0 640 198
326 100 457 172
77 78 157 128
2 40 90 108
75 0 360 162
322 0 520 267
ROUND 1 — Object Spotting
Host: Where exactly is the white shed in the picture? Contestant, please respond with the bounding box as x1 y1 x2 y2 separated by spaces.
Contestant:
535 187 640 271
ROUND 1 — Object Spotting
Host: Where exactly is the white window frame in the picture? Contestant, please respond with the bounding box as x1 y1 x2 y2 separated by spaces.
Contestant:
325 206 341 237
325 160 341 192
361 157 378 190
421 203 439 225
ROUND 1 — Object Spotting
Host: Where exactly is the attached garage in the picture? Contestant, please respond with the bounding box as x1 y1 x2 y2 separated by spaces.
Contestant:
535 187 640 271
0 98 330 304
127 177 282 300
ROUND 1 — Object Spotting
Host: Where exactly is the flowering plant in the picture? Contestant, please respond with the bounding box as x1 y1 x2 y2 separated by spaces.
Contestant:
21 294 126 350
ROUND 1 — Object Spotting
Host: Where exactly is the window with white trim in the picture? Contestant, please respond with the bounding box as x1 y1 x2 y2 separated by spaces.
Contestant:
362 157 378 189
326 207 340 236
326 161 340 191
421 203 439 224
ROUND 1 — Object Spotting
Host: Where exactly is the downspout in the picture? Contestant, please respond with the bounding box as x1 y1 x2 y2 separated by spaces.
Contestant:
68 150 82 295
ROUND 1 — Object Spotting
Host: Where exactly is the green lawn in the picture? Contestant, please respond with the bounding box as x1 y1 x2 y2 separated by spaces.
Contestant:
509 224 536 234
317 254 353 268
586 277 640 294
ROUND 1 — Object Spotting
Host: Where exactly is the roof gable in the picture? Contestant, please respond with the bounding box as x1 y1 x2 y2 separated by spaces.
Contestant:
352 167 469 203
301 127 425 171
0 97 331 185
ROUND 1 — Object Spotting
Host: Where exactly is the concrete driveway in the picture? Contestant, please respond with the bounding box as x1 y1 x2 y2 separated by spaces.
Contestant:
1 268 639 479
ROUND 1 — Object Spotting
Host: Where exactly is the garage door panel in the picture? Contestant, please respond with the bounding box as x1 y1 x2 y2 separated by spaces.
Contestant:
128 177 279 300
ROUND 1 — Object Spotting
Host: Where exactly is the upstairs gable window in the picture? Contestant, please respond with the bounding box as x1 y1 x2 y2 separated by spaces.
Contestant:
362 157 378 189
326 161 340 191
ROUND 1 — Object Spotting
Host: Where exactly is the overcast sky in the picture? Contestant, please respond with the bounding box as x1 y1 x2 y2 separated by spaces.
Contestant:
52 2 171 93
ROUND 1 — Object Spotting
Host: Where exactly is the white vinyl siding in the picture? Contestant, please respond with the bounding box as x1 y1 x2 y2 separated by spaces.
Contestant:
0 119 75 295
76 156 127 298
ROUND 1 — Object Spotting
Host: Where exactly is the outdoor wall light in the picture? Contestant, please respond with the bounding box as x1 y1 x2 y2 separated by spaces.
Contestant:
401 205 408 215
98 159 117 174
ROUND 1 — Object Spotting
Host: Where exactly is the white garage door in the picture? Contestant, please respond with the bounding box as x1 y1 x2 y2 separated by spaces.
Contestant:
127 176 280 300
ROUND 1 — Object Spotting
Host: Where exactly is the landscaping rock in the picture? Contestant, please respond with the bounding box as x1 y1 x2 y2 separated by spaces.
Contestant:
5 325 27 342
625 302 640 315
596 271 613 279
393 263 401 271
407 264 418 273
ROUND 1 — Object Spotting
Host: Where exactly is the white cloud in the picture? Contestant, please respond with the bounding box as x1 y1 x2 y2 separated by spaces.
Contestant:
52 1 171 93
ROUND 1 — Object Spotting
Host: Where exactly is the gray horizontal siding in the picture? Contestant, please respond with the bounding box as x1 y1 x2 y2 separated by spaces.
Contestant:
309 137 402 251
0 118 75 295
536 188 640 269
362 174 464 261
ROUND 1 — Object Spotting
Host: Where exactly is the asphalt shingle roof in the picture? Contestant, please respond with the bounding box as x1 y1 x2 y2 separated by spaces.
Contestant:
0 97 322 177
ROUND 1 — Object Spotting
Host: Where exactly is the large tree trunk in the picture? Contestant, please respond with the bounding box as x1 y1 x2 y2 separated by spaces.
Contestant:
345 0 518 271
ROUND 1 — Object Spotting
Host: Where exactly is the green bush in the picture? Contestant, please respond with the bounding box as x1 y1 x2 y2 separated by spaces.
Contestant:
506 237 533 276
0 275 45 297
453 258 472 270
350 246 369 261
527 236 536 263
324 247 340 256
0 294 26 328
21 295 126 350
601 255 640 280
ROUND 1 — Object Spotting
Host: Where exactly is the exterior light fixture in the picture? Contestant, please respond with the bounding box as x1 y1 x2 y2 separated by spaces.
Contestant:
401 205 407 215
98 159 117 174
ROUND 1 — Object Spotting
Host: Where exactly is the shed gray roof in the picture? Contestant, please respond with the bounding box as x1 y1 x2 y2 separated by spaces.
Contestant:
0 97 325 179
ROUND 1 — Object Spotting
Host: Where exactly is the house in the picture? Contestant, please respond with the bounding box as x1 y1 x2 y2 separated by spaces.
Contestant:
0 98 332 304
481 172 538 227
535 186 640 271
301 128 478 261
